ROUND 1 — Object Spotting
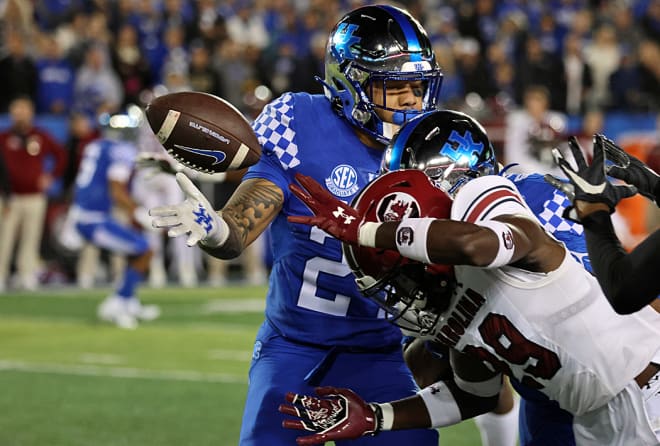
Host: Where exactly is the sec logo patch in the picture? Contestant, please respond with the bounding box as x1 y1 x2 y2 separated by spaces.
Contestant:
325 164 359 197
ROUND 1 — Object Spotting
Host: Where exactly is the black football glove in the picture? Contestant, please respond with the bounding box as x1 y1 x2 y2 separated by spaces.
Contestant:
544 135 637 222
600 135 660 206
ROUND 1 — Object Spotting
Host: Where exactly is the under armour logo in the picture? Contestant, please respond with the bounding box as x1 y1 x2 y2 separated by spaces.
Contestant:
332 206 355 225
193 204 214 233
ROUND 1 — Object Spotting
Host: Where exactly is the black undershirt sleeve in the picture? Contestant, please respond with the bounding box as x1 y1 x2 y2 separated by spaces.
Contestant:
581 210 660 314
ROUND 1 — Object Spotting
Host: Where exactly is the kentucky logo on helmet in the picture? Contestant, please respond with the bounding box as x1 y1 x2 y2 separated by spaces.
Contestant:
377 192 421 222
332 23 361 60
326 164 359 197
440 130 483 166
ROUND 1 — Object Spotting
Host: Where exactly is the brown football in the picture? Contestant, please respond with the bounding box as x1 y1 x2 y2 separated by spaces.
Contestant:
145 91 261 173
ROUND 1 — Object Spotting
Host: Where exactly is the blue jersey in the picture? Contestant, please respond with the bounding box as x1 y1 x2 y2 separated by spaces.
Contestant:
73 139 136 214
508 172 592 273
245 92 402 348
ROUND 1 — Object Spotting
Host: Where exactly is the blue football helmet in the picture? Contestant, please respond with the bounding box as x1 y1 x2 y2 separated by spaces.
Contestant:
381 109 498 197
321 5 443 144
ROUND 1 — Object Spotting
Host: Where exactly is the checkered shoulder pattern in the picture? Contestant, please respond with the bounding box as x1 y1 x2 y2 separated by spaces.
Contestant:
507 173 584 235
251 92 300 170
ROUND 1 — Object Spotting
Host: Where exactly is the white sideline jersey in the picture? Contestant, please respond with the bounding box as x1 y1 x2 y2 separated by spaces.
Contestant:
439 175 660 416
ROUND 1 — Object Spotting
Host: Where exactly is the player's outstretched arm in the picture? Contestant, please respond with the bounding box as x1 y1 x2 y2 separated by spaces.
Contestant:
545 135 660 313
288 172 557 272
150 173 283 259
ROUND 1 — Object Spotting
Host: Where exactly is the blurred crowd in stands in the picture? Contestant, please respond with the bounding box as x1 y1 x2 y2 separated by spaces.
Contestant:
0 0 659 290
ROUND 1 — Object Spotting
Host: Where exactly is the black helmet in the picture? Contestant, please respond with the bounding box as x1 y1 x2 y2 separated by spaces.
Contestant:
381 109 498 197
321 5 443 144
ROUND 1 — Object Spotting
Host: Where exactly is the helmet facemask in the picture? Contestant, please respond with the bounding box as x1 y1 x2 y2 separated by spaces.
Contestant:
356 262 455 337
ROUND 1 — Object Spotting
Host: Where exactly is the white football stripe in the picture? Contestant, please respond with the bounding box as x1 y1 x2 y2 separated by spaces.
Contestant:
228 143 250 170
156 109 181 144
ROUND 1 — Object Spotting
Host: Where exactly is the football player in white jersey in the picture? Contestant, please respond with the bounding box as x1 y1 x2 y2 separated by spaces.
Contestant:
281 110 660 446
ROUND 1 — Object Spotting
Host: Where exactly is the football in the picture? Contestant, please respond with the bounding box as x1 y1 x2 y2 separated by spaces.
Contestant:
145 91 261 173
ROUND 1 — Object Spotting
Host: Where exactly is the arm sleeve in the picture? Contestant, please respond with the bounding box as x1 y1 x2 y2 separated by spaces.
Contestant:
581 210 660 314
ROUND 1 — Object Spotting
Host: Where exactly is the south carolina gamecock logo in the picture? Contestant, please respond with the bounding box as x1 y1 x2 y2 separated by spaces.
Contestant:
376 192 421 222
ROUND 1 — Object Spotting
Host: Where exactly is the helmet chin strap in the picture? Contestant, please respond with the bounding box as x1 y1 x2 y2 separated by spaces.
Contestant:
381 122 400 140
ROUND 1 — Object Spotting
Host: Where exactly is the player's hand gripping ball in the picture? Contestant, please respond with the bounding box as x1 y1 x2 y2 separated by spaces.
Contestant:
145 91 261 173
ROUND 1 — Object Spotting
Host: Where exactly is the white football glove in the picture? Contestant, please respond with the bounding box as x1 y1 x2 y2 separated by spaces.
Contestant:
132 206 153 230
149 172 229 247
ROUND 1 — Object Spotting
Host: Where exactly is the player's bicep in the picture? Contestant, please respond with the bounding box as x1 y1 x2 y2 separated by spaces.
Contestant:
222 178 284 246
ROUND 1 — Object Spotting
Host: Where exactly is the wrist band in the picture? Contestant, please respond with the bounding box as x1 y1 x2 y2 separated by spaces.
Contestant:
395 218 435 264
419 382 462 428
358 222 381 248
474 220 515 268
372 402 394 431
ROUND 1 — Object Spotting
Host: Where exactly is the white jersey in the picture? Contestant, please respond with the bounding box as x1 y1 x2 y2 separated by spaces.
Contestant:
437 175 660 416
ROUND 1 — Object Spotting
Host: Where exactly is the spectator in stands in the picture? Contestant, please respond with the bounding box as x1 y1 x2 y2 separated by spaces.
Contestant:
0 96 67 292
454 37 497 102
156 24 189 85
505 84 568 175
110 23 152 108
0 29 38 113
214 39 257 112
583 24 621 110
73 42 123 118
514 34 566 111
287 31 325 95
35 32 75 115
640 0 660 42
563 32 593 115
189 0 227 49
637 39 660 111
0 152 8 212
225 0 269 50
188 39 223 97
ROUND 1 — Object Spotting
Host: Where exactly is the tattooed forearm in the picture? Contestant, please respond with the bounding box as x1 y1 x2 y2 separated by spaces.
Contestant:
202 178 283 260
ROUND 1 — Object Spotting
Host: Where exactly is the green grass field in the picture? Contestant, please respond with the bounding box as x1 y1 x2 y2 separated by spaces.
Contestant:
0 286 480 445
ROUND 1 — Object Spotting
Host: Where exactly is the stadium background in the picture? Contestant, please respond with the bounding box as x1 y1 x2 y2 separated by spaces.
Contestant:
0 0 659 444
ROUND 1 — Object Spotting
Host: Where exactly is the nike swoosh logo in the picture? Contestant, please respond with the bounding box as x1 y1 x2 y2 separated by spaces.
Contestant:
173 144 226 166
565 170 606 195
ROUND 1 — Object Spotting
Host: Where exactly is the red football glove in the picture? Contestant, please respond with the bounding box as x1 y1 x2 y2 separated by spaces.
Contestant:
279 386 380 445
288 173 362 245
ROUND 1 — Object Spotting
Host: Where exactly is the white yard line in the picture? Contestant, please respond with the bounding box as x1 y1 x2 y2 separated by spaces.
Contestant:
0 359 247 384
202 298 265 314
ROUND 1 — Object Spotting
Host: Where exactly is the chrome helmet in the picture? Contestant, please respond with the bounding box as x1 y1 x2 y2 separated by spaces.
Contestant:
381 109 497 197
322 5 443 144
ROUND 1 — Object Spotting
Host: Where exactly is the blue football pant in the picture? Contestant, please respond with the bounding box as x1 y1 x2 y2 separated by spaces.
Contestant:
239 321 439 446
76 219 149 256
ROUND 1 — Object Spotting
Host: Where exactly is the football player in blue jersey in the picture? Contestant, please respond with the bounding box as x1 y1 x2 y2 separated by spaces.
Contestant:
62 108 160 329
150 5 447 445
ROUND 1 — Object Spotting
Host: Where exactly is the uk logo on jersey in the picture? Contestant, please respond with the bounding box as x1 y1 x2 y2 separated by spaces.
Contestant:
326 164 359 197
